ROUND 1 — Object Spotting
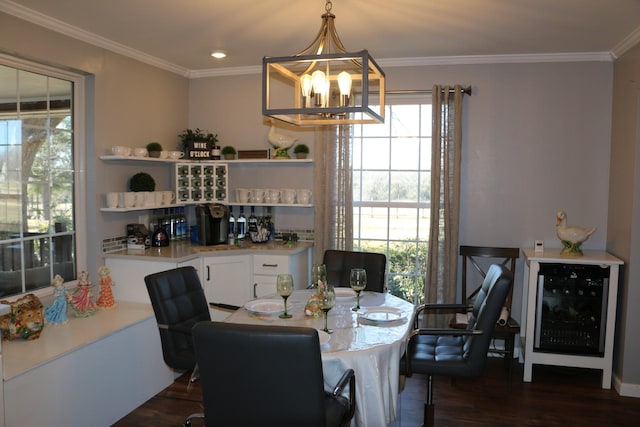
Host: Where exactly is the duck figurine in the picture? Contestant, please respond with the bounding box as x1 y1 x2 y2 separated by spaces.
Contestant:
556 211 596 255
267 123 297 159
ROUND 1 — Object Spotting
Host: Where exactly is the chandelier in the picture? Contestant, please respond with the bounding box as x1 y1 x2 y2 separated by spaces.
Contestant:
262 0 385 126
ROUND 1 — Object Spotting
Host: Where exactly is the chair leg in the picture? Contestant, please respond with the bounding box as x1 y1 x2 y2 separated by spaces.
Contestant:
423 375 435 427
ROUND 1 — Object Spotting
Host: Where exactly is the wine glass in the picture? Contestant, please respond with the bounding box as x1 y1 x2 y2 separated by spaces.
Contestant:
277 274 294 319
311 263 327 289
319 285 336 333
350 268 367 311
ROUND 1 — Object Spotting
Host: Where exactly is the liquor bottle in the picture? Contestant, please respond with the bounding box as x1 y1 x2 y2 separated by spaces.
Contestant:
263 206 274 240
211 144 221 160
248 206 258 233
152 219 170 247
228 206 236 236
237 206 246 240
177 207 187 240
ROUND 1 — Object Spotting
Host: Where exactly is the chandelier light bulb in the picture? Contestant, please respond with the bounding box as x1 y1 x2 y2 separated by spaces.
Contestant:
312 70 329 107
301 74 313 107
337 71 352 95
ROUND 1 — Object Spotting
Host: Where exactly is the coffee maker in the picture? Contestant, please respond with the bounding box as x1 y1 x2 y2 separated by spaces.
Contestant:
196 203 229 245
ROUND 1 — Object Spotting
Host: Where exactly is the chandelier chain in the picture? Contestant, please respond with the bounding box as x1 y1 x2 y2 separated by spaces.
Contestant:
325 0 333 14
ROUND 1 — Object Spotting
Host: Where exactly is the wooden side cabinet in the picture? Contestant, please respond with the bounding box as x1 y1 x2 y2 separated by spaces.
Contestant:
520 248 623 388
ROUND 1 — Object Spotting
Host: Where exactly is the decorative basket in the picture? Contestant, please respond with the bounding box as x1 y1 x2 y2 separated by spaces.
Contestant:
249 226 271 243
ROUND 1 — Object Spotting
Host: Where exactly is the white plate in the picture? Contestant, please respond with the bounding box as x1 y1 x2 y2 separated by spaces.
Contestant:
318 330 330 346
358 306 406 323
334 288 357 300
244 299 284 315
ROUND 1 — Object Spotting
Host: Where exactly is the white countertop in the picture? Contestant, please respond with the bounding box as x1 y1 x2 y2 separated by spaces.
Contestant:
522 248 623 264
2 301 155 381
103 240 313 262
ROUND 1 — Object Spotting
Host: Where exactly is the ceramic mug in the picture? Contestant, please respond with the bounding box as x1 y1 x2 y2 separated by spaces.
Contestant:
134 191 145 207
143 191 155 207
169 151 184 159
297 189 312 204
133 147 148 157
159 150 169 159
252 189 265 203
268 190 281 204
154 191 164 206
106 192 119 208
283 188 296 204
123 192 136 208
236 188 251 203
111 145 131 156
162 191 175 205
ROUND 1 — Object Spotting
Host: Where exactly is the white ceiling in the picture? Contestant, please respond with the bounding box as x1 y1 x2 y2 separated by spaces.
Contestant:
2 0 640 76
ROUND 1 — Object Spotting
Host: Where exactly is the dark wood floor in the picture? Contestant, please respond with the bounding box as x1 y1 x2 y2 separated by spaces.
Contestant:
114 359 640 427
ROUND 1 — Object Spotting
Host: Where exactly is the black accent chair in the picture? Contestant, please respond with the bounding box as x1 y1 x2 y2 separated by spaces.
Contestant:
455 245 520 390
144 266 212 371
190 321 356 427
323 249 387 293
400 264 513 427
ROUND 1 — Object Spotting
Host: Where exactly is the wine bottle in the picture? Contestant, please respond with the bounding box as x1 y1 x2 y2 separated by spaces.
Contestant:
237 206 246 240
228 206 236 237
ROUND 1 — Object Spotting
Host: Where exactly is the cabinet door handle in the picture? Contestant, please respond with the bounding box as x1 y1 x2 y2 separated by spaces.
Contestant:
207 265 210 281
262 263 278 268
253 283 258 299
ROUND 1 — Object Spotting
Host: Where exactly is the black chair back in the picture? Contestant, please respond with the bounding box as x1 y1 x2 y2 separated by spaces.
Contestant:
323 249 387 292
459 245 519 310
193 322 340 427
144 266 210 370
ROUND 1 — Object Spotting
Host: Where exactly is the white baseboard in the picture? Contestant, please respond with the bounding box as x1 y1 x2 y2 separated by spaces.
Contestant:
613 373 640 398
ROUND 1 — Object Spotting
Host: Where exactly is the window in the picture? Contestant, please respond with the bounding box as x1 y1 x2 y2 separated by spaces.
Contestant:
0 57 83 298
352 95 432 304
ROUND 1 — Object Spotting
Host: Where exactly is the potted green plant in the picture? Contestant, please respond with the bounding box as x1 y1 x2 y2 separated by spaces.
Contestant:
129 172 156 192
178 128 218 156
293 143 310 159
146 142 163 158
221 145 236 160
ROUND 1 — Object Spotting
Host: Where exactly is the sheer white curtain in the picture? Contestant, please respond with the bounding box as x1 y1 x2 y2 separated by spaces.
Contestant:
425 85 464 321
313 125 353 262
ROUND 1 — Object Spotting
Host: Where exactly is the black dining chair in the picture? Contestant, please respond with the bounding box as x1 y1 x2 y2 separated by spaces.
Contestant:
190 321 356 427
400 263 513 427
144 266 212 371
323 249 387 292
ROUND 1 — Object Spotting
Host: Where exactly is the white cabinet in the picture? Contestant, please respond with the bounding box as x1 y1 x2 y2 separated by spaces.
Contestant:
203 255 252 320
520 249 623 389
252 252 309 298
105 257 203 304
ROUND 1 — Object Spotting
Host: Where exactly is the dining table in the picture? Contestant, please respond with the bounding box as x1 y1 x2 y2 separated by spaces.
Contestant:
224 288 415 427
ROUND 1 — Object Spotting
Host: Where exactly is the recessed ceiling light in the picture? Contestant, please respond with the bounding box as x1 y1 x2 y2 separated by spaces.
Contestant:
210 50 227 59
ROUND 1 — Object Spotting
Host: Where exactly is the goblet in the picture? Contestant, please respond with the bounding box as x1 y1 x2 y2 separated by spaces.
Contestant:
350 268 367 311
277 274 294 319
319 285 336 333
311 263 327 289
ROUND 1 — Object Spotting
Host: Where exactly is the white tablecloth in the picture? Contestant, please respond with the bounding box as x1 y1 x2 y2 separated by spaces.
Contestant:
225 289 415 427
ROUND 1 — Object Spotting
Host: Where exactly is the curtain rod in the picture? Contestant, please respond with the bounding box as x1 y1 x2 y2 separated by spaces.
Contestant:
380 86 473 96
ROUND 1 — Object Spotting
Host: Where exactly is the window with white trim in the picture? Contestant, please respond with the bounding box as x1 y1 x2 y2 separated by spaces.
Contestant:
352 95 432 304
0 57 83 298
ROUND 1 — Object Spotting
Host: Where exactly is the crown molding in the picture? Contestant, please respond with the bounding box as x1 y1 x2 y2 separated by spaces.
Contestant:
611 25 640 59
191 52 614 78
377 52 614 67
188 66 262 79
0 0 190 77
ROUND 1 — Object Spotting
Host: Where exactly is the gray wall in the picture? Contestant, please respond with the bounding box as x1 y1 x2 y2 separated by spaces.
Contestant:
609 43 640 390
